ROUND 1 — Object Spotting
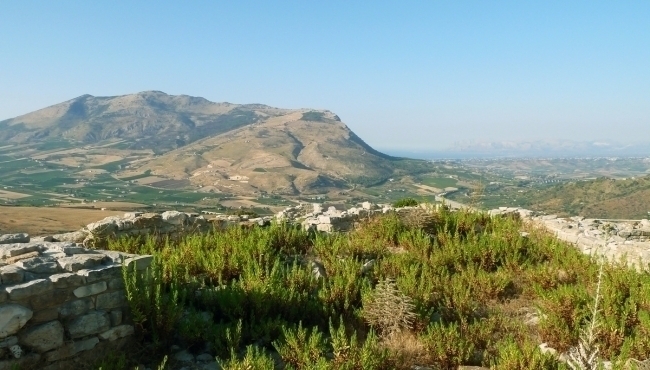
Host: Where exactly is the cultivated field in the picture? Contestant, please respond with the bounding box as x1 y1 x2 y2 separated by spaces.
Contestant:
0 206 125 235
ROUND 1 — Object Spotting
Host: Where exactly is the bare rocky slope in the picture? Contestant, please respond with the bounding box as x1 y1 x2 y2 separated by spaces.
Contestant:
0 91 429 195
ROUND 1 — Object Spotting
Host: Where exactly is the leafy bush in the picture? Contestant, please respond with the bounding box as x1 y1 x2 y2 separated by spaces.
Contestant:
392 197 419 208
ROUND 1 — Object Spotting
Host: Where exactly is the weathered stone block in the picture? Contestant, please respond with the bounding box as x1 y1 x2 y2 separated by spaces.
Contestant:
15 256 60 274
77 264 121 283
124 255 153 271
6 279 52 301
3 250 39 265
30 289 71 311
46 242 86 255
44 336 99 362
0 243 41 258
95 290 126 310
57 254 106 272
67 312 110 338
32 308 59 323
0 304 33 339
98 324 134 341
0 234 29 245
162 211 188 225
316 224 333 233
59 299 93 319
0 336 17 349
52 231 88 244
109 310 122 326
0 265 25 285
73 281 107 298
108 277 124 290
49 273 85 289
102 251 130 264
19 320 64 353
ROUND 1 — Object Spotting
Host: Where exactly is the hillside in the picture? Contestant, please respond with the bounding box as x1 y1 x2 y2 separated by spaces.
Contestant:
0 91 430 197
0 91 264 152
522 176 650 219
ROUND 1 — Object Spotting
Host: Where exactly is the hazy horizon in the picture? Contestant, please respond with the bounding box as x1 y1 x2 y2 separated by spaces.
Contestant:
1 1 648 151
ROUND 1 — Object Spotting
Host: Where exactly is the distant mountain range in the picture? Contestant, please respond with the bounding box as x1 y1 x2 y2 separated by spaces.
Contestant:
0 91 429 195
384 140 650 160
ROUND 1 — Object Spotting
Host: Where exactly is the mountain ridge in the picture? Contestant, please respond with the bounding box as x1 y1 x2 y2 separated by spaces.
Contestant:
0 91 427 195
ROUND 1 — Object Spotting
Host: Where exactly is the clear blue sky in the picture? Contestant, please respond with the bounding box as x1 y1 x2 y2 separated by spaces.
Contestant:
1 1 648 151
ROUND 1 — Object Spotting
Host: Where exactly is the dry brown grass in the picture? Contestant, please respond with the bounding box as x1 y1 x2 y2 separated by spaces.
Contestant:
380 331 428 368
0 206 125 236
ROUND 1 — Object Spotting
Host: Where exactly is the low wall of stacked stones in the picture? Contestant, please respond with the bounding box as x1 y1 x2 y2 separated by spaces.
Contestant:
52 211 272 249
0 233 152 369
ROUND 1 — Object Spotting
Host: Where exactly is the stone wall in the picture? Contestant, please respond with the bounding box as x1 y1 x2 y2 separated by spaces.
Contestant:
53 211 273 249
489 207 650 269
0 235 151 369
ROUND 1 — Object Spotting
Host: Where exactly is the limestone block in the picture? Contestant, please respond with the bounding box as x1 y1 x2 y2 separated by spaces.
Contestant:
0 234 29 245
101 251 131 263
57 254 106 272
3 251 40 264
0 336 17 348
95 290 126 310
15 256 60 274
360 259 375 274
73 281 107 298
310 261 326 280
86 217 121 234
31 308 59 323
108 277 124 290
30 289 70 310
318 215 334 224
162 211 188 225
44 336 99 362
19 320 64 353
0 304 33 339
316 224 333 233
49 273 85 289
52 231 88 244
124 255 153 271
109 310 122 326
46 242 86 255
0 265 25 285
66 312 110 338
98 324 134 341
6 279 52 301
77 264 121 283
59 299 93 319
0 243 41 259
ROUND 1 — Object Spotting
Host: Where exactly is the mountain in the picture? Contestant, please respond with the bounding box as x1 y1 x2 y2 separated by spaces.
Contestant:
444 139 650 158
0 91 262 152
0 91 428 195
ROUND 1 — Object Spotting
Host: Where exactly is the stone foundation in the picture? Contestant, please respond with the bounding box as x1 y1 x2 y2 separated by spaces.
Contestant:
0 236 151 369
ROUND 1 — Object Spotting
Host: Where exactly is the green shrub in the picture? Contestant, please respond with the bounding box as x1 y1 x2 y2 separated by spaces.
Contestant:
100 206 650 368
273 322 327 368
392 197 419 208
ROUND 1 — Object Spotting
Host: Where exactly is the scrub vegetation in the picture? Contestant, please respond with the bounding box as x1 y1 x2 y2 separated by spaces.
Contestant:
93 206 650 369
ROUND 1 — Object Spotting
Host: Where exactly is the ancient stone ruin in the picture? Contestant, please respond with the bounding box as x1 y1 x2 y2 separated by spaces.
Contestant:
3 201 650 368
0 234 151 369
489 207 650 269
